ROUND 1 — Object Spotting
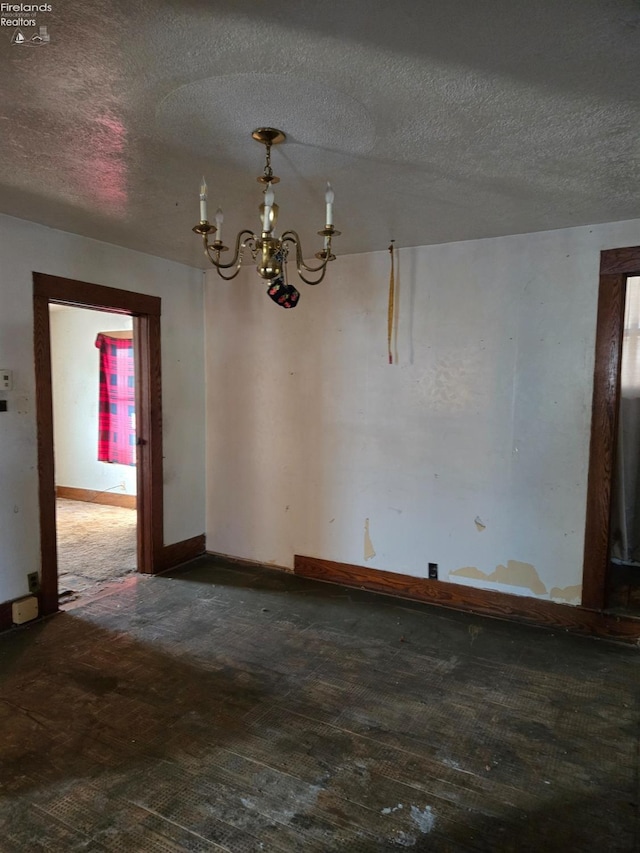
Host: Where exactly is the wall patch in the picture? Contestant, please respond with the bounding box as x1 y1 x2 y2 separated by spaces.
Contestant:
549 584 582 604
364 518 376 561
450 560 547 596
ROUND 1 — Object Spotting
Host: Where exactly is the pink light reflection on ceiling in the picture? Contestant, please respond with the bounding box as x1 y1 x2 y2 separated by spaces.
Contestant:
86 114 129 213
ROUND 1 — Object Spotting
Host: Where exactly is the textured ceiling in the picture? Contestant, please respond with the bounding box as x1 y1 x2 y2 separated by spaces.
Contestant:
1 0 639 268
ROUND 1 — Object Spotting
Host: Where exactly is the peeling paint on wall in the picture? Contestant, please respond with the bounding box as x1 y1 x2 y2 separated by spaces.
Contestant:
474 516 486 532
550 584 582 604
450 560 547 595
450 566 485 581
364 518 376 561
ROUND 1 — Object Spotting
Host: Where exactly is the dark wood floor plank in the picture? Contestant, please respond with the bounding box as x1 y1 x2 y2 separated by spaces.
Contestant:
1 555 639 851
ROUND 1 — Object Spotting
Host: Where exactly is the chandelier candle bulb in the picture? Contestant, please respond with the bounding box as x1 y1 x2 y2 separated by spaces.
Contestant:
325 182 334 226
215 208 224 242
199 178 208 222
263 185 274 232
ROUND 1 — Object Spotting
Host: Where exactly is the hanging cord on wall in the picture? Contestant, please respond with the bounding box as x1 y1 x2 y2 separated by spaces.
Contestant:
388 240 395 364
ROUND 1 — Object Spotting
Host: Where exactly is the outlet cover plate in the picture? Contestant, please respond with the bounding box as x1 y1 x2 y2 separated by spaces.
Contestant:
12 596 39 625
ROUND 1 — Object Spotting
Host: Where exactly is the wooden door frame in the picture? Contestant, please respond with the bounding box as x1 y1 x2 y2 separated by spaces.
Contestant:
33 273 163 617
582 246 640 610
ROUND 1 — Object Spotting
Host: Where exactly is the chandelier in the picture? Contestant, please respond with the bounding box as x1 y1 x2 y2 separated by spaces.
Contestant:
193 128 340 308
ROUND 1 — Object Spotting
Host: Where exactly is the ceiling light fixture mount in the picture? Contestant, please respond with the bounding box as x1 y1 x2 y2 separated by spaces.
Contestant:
193 128 340 306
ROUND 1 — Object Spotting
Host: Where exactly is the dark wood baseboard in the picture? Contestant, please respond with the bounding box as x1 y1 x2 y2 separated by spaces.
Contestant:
56 486 137 510
294 555 640 644
157 534 206 573
205 550 293 573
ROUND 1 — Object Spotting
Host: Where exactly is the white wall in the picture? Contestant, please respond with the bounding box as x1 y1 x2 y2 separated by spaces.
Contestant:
205 218 640 606
0 214 205 604
50 306 136 495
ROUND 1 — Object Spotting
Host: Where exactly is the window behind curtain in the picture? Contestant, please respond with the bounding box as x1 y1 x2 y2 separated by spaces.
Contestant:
95 333 136 466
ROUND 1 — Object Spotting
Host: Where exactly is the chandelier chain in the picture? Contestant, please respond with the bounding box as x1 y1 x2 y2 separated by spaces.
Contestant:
263 142 274 184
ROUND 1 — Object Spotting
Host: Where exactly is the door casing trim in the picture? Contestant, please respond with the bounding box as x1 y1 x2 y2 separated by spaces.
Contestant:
33 272 163 616
582 247 640 609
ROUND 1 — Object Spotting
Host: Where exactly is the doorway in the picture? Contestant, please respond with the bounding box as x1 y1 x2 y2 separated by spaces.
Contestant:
33 273 164 617
50 305 137 604
583 247 640 613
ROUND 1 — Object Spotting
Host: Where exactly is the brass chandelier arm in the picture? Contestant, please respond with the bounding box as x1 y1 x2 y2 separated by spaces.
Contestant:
203 229 256 270
210 262 243 281
296 265 329 286
281 230 331 285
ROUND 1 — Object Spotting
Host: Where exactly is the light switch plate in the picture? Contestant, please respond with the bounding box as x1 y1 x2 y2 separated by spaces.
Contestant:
0 370 12 390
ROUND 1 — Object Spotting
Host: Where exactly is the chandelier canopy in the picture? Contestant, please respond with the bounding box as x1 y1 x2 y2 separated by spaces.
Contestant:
193 128 340 308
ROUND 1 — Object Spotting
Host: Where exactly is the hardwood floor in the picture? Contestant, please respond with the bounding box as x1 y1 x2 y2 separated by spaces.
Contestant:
0 555 638 851
56 498 137 603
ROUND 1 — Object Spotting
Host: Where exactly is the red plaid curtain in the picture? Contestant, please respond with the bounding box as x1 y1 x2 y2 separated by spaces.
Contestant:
95 334 136 466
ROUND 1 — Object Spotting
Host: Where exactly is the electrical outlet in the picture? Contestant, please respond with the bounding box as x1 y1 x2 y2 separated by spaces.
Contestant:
27 572 40 594
428 562 438 579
